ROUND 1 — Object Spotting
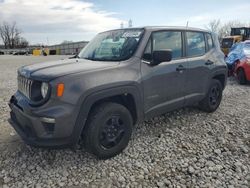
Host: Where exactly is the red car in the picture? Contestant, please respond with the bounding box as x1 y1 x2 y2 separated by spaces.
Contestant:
232 41 250 84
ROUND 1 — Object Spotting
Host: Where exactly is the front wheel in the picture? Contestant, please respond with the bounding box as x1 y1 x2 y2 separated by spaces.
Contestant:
83 102 133 159
199 79 223 113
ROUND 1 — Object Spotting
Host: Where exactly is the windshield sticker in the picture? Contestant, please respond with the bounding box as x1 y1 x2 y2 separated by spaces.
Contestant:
122 31 142 38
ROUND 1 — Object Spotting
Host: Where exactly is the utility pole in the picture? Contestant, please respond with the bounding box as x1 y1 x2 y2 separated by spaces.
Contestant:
46 37 49 46
128 19 133 28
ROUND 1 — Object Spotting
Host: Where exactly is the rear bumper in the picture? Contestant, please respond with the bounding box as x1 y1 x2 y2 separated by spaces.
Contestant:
8 94 79 148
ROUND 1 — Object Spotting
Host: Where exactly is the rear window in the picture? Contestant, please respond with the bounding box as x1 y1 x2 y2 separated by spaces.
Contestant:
221 38 233 48
186 32 206 57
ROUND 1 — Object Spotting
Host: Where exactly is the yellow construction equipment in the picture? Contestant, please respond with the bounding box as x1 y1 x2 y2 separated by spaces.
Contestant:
221 27 250 56
32 48 49 56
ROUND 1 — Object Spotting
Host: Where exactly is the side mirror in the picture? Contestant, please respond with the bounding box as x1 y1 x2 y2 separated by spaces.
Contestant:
151 50 172 65
69 54 79 59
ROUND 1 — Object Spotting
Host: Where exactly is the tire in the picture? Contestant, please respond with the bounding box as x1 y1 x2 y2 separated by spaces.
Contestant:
199 79 223 113
237 68 247 85
83 102 133 159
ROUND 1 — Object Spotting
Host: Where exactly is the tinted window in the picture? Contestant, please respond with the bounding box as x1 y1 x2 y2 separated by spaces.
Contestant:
221 38 234 48
186 32 206 57
79 29 144 61
143 38 152 61
143 31 182 61
206 33 214 50
153 31 182 59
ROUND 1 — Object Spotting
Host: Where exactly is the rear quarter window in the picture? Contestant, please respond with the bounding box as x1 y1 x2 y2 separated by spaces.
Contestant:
186 32 206 57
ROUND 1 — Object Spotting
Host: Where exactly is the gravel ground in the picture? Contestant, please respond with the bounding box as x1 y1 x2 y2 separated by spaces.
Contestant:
0 55 249 188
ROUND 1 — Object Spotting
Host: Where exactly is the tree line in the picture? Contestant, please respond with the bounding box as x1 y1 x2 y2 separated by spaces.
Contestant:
1 19 249 49
0 22 29 49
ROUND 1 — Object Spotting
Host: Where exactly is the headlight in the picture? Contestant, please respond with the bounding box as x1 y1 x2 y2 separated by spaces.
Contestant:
41 82 49 98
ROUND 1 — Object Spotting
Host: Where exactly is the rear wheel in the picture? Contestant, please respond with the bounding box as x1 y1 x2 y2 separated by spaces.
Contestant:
237 68 247 85
199 79 223 113
83 102 133 159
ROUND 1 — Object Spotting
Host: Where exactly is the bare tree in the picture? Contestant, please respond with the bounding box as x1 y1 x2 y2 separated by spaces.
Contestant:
0 21 22 49
218 20 244 39
205 19 221 33
17 37 29 48
206 20 248 41
0 23 8 48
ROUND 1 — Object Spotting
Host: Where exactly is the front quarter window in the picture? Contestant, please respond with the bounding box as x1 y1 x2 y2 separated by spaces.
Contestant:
79 29 144 61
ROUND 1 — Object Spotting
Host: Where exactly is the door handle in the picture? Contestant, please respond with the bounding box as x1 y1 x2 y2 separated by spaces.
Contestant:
205 60 214 65
176 65 186 72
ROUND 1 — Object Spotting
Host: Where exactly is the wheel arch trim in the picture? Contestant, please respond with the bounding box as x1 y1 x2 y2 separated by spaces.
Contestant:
70 85 143 146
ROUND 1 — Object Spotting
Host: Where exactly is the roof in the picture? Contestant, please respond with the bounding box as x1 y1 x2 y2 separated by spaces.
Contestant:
142 26 209 32
243 40 250 44
222 36 242 39
101 26 211 34
231 27 250 29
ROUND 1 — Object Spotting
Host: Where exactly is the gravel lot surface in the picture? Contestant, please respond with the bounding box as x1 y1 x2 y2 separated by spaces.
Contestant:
0 55 249 188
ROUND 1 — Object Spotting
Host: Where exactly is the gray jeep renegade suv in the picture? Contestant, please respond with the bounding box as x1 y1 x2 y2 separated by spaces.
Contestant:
9 27 227 159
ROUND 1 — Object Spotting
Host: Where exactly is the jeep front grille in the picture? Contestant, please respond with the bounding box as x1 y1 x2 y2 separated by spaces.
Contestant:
18 76 33 99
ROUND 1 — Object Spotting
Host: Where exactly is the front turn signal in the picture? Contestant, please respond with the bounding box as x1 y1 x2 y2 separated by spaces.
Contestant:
57 83 64 97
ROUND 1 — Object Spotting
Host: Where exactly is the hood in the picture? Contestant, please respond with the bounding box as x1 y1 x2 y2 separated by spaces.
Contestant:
18 58 119 81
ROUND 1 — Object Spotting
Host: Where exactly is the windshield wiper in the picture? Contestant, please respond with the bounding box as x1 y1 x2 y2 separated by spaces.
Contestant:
69 54 80 59
83 57 96 61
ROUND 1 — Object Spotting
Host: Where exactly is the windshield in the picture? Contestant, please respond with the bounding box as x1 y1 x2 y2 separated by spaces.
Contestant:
79 29 144 61
221 38 234 48
231 28 246 36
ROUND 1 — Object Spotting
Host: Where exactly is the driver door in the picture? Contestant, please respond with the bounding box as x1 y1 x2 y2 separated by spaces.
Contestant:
141 30 188 118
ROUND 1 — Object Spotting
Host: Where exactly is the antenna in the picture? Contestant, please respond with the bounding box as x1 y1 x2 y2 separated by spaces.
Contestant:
186 21 189 28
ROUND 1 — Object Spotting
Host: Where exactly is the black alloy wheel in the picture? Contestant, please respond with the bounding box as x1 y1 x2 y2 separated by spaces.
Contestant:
83 102 133 159
209 84 221 107
199 79 223 113
99 115 125 149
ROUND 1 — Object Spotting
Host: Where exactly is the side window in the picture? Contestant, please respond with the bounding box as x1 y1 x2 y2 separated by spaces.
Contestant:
153 31 182 59
143 31 182 61
186 32 206 57
206 33 214 50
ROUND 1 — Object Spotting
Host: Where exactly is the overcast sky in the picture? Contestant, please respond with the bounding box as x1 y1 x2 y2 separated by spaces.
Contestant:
0 0 250 45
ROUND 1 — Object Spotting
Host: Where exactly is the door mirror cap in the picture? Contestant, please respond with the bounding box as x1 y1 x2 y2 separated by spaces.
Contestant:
151 50 172 65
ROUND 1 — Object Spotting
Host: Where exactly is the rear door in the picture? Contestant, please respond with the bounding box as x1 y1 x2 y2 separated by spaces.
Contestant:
141 30 188 117
184 31 214 105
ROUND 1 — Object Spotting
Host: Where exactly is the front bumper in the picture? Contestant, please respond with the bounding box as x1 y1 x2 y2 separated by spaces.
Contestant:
8 93 79 148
